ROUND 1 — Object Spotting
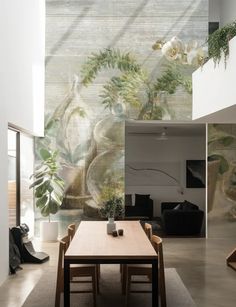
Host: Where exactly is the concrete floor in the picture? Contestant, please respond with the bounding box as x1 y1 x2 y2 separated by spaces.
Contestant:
0 235 236 307
164 237 236 307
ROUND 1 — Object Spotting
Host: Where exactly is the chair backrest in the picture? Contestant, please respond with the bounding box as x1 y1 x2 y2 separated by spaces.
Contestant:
67 223 76 242
144 223 152 240
151 235 163 267
55 235 70 306
151 235 166 307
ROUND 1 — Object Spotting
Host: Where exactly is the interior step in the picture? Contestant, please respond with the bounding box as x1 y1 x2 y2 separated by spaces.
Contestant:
227 262 236 271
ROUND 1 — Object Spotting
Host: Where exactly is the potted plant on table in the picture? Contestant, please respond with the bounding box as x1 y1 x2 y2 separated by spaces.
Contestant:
99 185 124 234
30 148 65 241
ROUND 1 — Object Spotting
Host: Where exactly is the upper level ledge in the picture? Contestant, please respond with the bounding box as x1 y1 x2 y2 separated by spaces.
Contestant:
192 36 236 122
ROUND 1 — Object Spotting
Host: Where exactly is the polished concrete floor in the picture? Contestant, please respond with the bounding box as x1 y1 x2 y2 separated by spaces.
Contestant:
1 234 236 307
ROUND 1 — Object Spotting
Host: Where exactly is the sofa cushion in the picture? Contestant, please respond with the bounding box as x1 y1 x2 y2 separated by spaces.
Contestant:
173 201 199 211
183 200 199 210
135 194 150 206
125 194 132 206
173 203 184 210
162 209 204 235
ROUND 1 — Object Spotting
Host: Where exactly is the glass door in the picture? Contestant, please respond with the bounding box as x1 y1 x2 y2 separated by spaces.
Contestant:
8 128 34 235
20 134 34 237
8 129 19 227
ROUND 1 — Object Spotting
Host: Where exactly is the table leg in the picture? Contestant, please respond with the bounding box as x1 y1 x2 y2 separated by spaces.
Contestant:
64 260 70 307
152 259 158 307
121 264 127 295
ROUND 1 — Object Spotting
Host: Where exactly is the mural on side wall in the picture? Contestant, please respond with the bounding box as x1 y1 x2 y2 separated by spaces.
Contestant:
34 0 208 232
36 74 125 221
208 124 236 237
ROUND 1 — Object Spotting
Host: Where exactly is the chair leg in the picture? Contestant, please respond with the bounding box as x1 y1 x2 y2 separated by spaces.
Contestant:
96 266 100 294
159 274 166 307
122 264 127 295
125 272 131 307
55 288 61 307
120 264 123 280
92 270 97 307
55 272 63 307
96 264 100 278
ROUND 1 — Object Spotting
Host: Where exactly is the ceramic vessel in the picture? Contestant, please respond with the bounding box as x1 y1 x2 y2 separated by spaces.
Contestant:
107 218 116 234
40 221 58 242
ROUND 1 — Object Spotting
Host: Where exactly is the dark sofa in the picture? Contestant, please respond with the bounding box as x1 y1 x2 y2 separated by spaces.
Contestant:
161 201 204 235
125 194 153 220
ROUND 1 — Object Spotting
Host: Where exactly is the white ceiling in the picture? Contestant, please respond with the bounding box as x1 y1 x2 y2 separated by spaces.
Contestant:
193 104 236 124
125 120 206 137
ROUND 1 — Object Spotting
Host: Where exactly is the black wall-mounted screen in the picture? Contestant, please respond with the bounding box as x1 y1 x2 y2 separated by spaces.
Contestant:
186 160 206 188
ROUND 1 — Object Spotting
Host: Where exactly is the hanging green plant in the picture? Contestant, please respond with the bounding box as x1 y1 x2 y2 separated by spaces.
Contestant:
207 21 236 65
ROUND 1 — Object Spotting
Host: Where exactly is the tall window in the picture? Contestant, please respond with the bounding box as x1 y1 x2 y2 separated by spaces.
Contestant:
8 128 34 236
8 129 18 227
20 134 34 237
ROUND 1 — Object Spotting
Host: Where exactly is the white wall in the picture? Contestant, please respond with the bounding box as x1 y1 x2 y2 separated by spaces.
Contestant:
0 0 45 285
220 0 236 26
209 0 236 26
192 36 236 121
2 0 45 136
209 0 220 22
125 135 206 218
0 107 8 286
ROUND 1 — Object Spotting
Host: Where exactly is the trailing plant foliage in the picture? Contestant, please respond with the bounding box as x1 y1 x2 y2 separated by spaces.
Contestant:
207 21 236 65
81 48 192 119
30 149 65 221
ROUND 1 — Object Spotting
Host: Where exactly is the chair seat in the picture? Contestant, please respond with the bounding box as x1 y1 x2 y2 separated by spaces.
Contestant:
127 264 151 268
71 264 96 268
70 265 96 278
127 264 151 279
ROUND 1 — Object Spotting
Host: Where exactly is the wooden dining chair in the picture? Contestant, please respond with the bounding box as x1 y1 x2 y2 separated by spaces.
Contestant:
125 235 166 307
55 235 98 307
121 222 153 294
67 223 76 243
144 222 153 240
67 223 101 280
121 222 153 293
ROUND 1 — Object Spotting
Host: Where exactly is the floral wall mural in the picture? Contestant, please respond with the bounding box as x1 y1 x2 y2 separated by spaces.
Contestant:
208 124 236 238
35 0 208 234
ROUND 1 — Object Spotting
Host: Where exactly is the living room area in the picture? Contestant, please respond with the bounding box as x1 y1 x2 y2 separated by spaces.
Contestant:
2 1 236 307
125 121 206 237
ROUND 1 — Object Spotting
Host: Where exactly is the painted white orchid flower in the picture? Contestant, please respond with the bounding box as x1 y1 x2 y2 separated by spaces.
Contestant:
185 40 199 53
187 46 207 66
161 36 184 61
170 36 184 53
159 36 207 67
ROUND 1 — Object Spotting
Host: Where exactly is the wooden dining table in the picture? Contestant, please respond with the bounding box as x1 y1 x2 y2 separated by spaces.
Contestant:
64 220 158 307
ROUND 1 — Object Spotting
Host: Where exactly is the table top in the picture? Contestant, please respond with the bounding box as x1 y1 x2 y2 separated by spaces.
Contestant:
65 220 157 260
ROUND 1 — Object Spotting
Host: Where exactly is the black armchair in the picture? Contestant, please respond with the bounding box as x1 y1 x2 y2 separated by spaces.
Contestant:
125 194 153 220
161 201 204 235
